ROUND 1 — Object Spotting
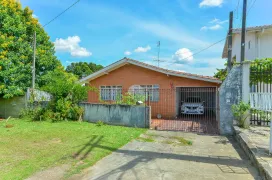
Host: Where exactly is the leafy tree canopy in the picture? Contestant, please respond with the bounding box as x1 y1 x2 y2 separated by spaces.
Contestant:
40 67 87 103
214 68 227 81
214 58 272 82
66 62 103 79
0 0 61 98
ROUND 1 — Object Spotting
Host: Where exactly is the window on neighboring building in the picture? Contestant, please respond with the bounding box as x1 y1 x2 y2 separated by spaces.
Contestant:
100 86 122 101
130 85 159 102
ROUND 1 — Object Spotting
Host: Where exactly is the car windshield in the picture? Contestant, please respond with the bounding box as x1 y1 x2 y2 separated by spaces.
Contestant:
185 97 201 103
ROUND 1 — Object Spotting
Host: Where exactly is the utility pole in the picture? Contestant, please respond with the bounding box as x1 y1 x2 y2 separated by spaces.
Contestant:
32 31 36 89
240 0 247 63
227 11 233 72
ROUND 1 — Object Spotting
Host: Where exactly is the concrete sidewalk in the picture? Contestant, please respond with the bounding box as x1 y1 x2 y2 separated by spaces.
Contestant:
234 126 272 180
71 130 261 180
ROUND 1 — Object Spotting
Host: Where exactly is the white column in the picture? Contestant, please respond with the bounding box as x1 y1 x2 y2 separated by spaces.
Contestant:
242 61 251 128
242 61 251 103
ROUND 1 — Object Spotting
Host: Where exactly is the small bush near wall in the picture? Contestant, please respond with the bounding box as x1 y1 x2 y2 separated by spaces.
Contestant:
20 69 88 122
232 101 251 128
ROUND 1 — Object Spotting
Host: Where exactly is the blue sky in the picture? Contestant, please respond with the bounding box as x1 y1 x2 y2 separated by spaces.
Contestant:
20 0 271 76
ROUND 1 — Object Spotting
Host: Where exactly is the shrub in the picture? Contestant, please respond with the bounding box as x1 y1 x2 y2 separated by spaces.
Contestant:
116 93 146 105
20 68 88 122
231 101 251 128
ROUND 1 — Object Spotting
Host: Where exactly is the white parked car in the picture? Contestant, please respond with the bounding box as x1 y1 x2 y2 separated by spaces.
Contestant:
181 97 204 115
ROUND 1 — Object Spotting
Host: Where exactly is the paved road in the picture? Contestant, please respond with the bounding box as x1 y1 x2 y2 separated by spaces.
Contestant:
74 130 261 180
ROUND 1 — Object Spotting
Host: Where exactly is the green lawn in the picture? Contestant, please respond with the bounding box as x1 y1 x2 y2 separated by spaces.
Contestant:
0 118 146 180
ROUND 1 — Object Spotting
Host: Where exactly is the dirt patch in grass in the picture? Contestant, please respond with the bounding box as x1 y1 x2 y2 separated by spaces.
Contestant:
4 124 14 128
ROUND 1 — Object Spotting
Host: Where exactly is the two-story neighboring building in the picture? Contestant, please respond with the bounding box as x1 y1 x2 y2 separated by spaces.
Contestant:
222 25 272 62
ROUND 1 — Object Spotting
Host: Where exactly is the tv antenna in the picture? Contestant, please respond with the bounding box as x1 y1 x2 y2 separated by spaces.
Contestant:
153 41 165 67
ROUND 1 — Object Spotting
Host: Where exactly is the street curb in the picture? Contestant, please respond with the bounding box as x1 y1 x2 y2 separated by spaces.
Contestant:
234 126 272 180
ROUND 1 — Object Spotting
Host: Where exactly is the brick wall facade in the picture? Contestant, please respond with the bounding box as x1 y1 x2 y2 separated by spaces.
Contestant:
88 64 220 118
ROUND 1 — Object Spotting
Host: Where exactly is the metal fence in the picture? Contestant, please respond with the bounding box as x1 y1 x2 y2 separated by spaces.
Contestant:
87 87 219 134
250 62 272 126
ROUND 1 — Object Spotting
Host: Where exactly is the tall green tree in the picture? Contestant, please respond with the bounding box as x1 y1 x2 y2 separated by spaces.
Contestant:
66 62 103 79
0 0 61 98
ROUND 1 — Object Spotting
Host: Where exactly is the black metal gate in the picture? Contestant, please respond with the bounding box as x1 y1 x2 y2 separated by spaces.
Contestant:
150 87 219 134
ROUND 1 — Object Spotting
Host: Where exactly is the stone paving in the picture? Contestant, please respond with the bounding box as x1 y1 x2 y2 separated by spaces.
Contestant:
72 130 261 180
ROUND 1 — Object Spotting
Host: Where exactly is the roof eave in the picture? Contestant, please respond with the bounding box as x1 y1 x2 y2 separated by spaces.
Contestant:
79 58 222 84
127 60 222 84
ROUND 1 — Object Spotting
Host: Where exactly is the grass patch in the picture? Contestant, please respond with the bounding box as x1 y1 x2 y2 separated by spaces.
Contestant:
0 118 146 180
136 136 155 142
171 136 193 146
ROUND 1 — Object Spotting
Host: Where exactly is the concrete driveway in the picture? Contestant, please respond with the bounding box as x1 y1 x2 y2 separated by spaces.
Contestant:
73 130 261 180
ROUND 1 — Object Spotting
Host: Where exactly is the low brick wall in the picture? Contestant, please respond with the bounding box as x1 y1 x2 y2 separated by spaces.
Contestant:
80 103 150 128
234 126 272 180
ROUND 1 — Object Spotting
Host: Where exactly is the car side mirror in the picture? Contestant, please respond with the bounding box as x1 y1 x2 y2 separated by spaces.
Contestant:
202 101 205 104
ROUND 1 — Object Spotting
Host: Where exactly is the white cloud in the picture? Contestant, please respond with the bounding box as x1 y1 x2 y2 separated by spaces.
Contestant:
200 24 222 31
54 36 92 57
71 47 92 57
172 48 193 64
209 18 228 24
209 24 222 30
134 45 151 53
200 26 208 31
201 18 227 31
199 0 224 7
124 51 132 56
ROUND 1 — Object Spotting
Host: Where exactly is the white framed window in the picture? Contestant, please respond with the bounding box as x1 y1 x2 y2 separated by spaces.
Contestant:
130 85 159 102
100 86 122 101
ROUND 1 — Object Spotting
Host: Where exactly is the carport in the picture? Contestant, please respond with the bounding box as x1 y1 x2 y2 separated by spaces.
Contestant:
151 87 219 134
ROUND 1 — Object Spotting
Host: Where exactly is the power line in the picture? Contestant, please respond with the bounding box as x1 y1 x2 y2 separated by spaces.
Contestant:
234 0 257 28
234 0 241 14
247 0 257 14
166 37 227 67
43 0 80 27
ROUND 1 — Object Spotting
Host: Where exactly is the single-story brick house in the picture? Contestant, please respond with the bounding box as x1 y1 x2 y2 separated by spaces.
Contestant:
80 58 221 119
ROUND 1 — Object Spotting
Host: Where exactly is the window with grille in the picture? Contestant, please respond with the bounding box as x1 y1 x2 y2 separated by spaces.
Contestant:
130 85 159 102
100 86 122 101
